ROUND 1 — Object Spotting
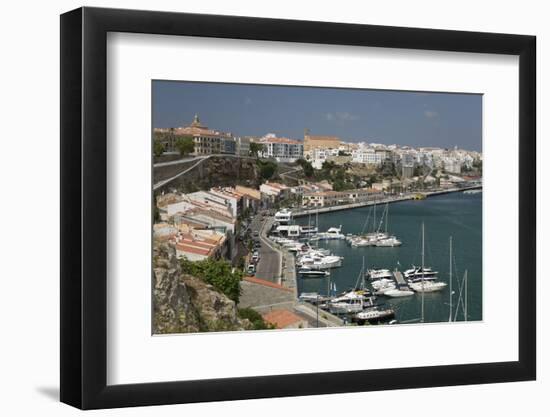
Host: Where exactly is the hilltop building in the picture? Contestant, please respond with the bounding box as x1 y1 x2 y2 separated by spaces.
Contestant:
258 134 303 162
304 131 341 152
154 114 236 156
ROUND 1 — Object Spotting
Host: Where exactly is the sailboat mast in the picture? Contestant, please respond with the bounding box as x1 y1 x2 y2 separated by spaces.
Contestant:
464 269 468 322
315 211 319 248
361 255 367 290
449 235 453 322
385 204 388 234
421 222 425 323
373 203 376 233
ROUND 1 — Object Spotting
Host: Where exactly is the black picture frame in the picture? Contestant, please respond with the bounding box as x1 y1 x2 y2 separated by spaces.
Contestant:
60 6 536 410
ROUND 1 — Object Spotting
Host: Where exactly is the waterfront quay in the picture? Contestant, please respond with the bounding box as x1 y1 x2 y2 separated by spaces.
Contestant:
239 212 343 328
293 185 481 218
244 185 482 327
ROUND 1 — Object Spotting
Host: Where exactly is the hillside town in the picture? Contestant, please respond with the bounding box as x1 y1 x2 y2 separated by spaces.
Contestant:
153 114 482 332
154 114 481 177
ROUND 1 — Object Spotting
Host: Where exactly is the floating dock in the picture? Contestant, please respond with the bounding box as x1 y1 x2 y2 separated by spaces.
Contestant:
393 271 408 287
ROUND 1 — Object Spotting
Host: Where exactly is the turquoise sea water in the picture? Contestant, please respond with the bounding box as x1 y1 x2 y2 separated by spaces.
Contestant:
294 192 482 323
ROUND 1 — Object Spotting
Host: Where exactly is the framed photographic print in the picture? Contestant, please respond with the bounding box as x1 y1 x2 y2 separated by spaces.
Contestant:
60 6 536 410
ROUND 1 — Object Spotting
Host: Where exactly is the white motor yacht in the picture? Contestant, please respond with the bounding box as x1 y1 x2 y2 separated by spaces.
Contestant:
367 268 393 280
374 236 402 247
324 290 374 314
404 266 438 281
297 254 342 270
310 226 345 241
274 208 292 224
298 267 330 278
371 278 397 295
355 307 396 324
409 281 447 293
371 278 394 290
384 287 415 297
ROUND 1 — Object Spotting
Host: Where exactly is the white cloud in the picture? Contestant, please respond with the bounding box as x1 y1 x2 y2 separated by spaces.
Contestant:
424 110 438 118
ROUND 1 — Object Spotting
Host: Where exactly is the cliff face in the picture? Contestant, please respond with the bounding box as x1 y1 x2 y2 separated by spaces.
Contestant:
154 156 261 193
153 243 250 334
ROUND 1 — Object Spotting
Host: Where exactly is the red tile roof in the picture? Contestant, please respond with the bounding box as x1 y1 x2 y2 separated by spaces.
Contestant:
262 309 304 329
175 243 211 256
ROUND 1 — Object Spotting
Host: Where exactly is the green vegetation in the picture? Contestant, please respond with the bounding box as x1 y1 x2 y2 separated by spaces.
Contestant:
257 159 278 180
238 308 276 330
249 142 266 158
175 136 195 156
180 257 242 303
153 204 160 223
471 159 482 175
153 140 165 157
296 158 314 177
413 165 424 177
317 161 354 191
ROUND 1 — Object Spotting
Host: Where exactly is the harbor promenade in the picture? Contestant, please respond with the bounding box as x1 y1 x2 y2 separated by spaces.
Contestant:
292 185 482 218
239 213 343 327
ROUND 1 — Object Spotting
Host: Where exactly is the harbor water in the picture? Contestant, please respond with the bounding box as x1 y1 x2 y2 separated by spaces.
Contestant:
294 192 482 324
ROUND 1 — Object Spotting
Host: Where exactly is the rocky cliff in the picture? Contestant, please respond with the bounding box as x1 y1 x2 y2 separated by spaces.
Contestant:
153 243 251 334
154 156 261 193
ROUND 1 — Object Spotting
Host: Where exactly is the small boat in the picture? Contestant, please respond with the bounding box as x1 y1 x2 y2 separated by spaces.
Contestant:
355 307 396 324
350 238 374 247
384 287 414 297
297 254 343 270
371 279 396 295
374 236 402 247
298 268 330 278
299 292 321 302
404 266 438 281
274 208 292 224
323 290 374 314
409 281 447 293
310 226 345 241
324 260 375 314
371 278 394 290
367 268 393 280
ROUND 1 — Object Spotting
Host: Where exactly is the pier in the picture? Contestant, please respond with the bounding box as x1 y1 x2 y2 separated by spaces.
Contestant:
292 185 481 218
393 271 407 287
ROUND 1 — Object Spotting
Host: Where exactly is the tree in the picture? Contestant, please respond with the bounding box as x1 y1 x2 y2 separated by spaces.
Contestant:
175 136 195 156
153 140 165 157
257 160 277 180
413 165 424 177
296 158 314 177
249 142 265 158
472 159 483 175
180 257 242 303
153 204 160 223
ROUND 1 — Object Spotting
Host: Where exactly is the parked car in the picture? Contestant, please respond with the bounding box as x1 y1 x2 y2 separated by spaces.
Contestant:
246 264 256 276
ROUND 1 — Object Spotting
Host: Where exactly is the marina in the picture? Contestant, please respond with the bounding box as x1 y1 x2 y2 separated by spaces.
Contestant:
267 191 481 325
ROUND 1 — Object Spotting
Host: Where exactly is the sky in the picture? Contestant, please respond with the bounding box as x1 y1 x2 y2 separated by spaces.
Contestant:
152 81 482 151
